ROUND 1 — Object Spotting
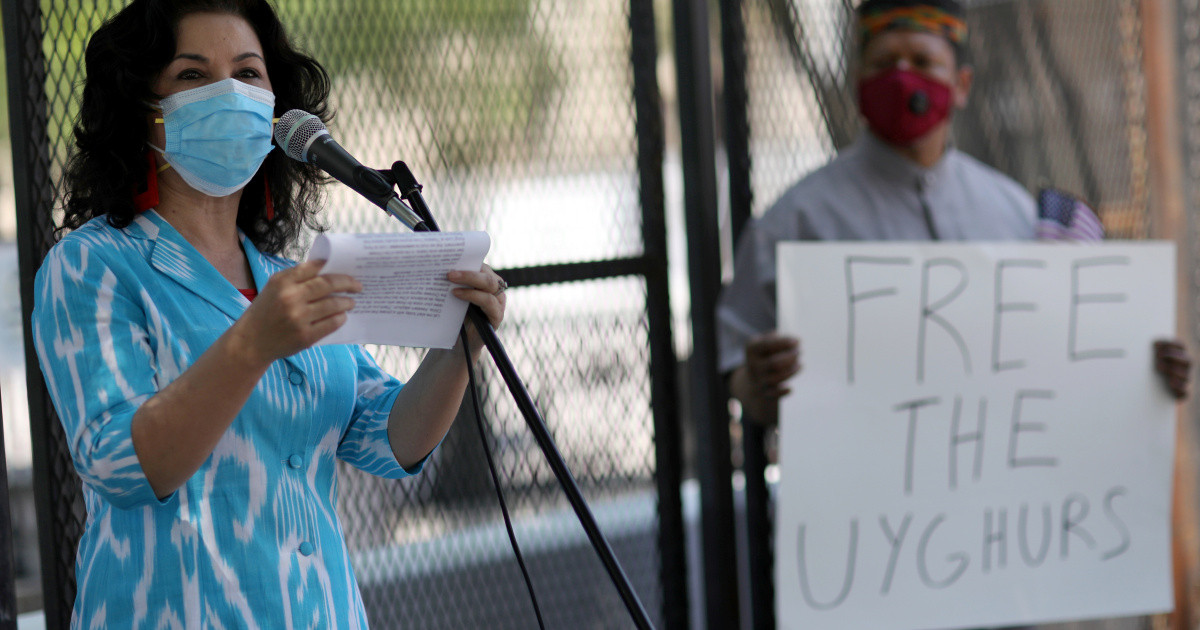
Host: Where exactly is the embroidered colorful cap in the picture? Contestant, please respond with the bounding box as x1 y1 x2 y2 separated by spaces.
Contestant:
857 0 967 50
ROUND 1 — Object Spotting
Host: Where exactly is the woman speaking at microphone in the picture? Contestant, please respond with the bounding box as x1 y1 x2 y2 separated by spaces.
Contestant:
31 0 505 626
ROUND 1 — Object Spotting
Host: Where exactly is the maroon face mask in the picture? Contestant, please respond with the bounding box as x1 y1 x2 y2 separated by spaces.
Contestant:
857 68 953 145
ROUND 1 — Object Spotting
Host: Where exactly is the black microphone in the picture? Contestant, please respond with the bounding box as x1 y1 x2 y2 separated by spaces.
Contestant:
274 109 424 230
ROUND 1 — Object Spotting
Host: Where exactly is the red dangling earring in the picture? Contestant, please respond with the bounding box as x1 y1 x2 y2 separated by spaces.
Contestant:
132 150 160 213
263 177 275 221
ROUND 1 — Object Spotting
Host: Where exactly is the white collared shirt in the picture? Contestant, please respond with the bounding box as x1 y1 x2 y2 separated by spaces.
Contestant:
717 132 1037 373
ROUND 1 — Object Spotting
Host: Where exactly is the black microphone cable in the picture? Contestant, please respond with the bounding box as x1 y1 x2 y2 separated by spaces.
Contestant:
275 111 549 624
459 326 547 629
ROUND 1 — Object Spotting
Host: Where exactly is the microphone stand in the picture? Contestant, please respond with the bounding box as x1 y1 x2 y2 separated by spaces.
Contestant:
380 162 656 630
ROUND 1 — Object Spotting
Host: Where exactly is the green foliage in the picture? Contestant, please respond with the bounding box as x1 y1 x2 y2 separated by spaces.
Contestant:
276 0 560 169
34 0 561 171
361 0 530 34
40 0 120 169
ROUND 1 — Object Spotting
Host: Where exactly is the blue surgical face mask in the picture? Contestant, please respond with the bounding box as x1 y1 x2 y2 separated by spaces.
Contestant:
150 78 276 197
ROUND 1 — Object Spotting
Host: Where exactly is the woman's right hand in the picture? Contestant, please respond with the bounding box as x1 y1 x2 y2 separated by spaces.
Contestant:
233 259 362 366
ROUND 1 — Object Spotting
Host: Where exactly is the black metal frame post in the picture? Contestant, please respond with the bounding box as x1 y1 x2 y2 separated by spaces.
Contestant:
718 0 776 628
672 0 741 627
630 0 690 627
5 1 83 627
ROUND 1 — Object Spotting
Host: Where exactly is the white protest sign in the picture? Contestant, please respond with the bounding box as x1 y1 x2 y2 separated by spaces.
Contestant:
775 242 1177 630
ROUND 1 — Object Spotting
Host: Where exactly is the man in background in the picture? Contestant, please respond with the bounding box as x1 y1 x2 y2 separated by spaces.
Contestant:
718 0 1040 425
716 0 1190 628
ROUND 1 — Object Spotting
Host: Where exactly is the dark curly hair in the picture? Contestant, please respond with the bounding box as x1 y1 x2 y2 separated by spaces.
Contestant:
60 0 331 255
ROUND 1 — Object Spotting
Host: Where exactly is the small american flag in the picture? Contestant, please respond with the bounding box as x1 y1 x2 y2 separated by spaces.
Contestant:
1036 187 1104 242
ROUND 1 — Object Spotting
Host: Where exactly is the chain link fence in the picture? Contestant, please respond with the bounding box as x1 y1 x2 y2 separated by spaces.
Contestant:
13 0 1188 627
8 0 681 627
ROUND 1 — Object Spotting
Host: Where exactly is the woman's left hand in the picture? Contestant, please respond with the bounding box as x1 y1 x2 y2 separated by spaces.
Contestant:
449 264 507 342
1154 339 1192 400
387 265 507 465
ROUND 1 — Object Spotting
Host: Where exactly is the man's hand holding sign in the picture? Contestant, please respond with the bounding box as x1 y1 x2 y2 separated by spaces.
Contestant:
774 242 1181 630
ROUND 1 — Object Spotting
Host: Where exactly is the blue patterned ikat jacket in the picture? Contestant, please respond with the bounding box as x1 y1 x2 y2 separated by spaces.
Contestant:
32 210 420 628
